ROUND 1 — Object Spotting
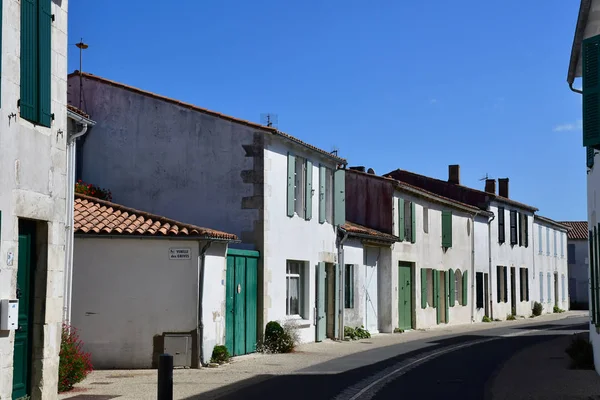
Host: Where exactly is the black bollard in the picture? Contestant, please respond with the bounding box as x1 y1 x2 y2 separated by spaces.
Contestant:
158 353 173 400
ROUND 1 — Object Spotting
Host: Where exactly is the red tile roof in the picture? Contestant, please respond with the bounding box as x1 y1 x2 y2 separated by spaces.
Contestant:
67 71 346 164
342 221 399 242
66 104 90 119
74 193 237 240
560 221 588 240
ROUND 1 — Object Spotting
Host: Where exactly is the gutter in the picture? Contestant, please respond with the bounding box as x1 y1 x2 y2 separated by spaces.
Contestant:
73 234 238 242
337 226 349 341
487 212 496 320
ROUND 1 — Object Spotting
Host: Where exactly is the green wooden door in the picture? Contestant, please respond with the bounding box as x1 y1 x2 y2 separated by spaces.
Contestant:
12 226 35 399
398 263 412 330
316 262 326 342
225 249 259 357
444 270 450 323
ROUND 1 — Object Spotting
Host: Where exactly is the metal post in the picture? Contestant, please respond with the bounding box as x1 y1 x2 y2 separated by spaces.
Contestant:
158 354 173 400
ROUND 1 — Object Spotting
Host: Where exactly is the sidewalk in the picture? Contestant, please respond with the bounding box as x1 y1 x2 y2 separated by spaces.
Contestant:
60 311 588 400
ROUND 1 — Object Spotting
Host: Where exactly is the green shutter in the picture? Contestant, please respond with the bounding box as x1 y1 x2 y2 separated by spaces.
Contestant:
333 169 345 226
398 198 405 241
433 269 438 308
591 231 596 324
305 160 313 220
38 0 52 127
286 153 295 217
442 211 452 248
411 202 416 243
20 0 39 122
319 166 326 223
448 269 455 306
462 270 468 306
588 147 596 169
421 269 427 309
583 34 600 149
435 270 441 324
444 271 450 322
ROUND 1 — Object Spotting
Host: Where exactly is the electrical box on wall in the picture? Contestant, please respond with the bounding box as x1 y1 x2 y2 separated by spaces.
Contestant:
0 299 19 330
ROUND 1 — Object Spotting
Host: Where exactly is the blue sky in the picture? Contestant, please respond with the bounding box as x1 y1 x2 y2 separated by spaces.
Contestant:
68 0 584 220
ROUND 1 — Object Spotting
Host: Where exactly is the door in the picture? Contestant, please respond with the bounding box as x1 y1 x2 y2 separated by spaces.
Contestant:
325 263 338 339
510 267 516 315
316 262 326 342
398 263 413 330
12 221 36 399
484 273 490 317
225 249 258 356
364 264 378 333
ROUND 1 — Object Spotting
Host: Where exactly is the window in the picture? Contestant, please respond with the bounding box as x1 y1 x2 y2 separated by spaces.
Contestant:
294 156 306 218
519 268 529 302
398 198 416 243
325 168 333 223
404 200 412 240
539 272 544 303
286 261 305 317
561 274 565 302
498 207 505 243
497 265 507 302
345 264 354 309
455 270 463 306
518 213 528 247
426 269 434 306
553 230 557 257
442 210 452 248
547 273 552 303
423 207 429 233
538 225 543 254
568 243 576 264
476 272 484 309
509 211 518 245
546 227 550 256
20 0 53 127
561 233 565 258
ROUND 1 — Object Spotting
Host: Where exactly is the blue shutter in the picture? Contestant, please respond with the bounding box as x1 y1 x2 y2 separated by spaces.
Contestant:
547 273 551 304
305 160 313 220
38 0 52 127
286 153 295 217
20 0 38 122
333 169 345 226
583 34 600 149
539 272 544 303
319 166 326 223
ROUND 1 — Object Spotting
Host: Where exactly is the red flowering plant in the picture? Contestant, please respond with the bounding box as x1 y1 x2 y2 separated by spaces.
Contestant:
75 180 112 202
58 324 93 393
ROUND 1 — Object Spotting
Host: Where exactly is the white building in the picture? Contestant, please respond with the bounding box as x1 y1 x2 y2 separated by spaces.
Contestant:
70 193 236 368
566 0 600 374
0 0 70 398
532 216 570 313
560 221 589 308
66 72 347 353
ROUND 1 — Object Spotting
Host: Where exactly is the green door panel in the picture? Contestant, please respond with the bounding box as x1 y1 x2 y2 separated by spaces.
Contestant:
316 262 326 342
233 257 246 356
398 263 412 330
245 257 258 354
225 256 235 355
444 271 450 323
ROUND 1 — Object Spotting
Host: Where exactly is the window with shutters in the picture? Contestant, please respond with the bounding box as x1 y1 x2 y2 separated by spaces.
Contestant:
20 0 52 127
561 233 564 258
546 227 550 256
498 207 505 243
455 269 463 306
441 210 452 248
286 261 306 318
426 269 434 306
325 168 333 223
404 201 412 240
519 268 529 302
345 264 354 309
539 272 544 303
554 230 557 257
518 213 528 247
568 243 576 264
547 273 552 304
294 156 306 218
423 207 429 233
509 211 517 245
476 272 484 308
582 35 600 150
497 265 507 302
538 225 543 254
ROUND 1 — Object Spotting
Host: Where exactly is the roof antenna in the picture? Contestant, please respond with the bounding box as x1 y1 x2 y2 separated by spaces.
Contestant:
75 39 89 110
479 173 490 181
331 145 339 157
260 113 278 128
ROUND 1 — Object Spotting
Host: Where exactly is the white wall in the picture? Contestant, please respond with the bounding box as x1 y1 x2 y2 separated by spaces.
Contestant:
588 154 600 373
390 190 475 330
568 239 589 305
72 237 227 368
343 240 366 328
473 216 491 323
0 0 69 398
262 138 339 343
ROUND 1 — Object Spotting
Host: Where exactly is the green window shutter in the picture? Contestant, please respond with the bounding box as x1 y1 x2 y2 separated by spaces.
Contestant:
442 211 452 248
448 269 455 306
433 270 439 308
38 0 52 127
524 215 529 248
503 267 508 305
583 34 600 149
497 267 502 302
319 166 326 223
420 269 427 309
333 169 345 226
20 0 39 123
286 153 295 217
462 270 468 306
588 147 596 169
305 160 313 220
398 198 405 241
411 202 416 243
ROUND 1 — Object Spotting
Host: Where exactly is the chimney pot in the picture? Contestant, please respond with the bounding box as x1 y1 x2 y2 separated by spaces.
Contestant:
367 168 375 175
349 166 366 172
498 178 509 198
448 164 460 184
485 179 496 194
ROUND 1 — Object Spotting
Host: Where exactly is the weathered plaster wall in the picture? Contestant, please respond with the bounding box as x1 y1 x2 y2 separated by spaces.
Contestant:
345 172 393 234
343 240 366 329
72 238 227 368
568 239 589 305
0 0 69 398
262 138 339 344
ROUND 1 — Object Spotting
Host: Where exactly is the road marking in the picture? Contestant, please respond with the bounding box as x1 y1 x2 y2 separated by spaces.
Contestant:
342 327 567 400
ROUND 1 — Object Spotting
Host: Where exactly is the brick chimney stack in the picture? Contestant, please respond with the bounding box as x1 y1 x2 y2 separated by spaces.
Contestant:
448 164 460 185
498 178 509 198
485 179 496 194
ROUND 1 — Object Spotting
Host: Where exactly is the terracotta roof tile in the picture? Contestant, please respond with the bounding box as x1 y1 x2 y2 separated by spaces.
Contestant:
560 221 588 240
342 221 399 242
68 71 346 164
74 193 237 240
67 104 90 119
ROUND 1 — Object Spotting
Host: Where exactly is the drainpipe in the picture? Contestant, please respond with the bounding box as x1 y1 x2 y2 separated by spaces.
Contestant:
487 213 496 320
337 226 349 341
197 240 213 367
569 82 583 95
63 121 88 326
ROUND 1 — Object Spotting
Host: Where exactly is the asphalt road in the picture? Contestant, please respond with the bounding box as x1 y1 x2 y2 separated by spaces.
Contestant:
198 316 588 400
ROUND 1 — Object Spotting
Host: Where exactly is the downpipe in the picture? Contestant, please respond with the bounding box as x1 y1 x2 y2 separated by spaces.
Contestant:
337 226 349 340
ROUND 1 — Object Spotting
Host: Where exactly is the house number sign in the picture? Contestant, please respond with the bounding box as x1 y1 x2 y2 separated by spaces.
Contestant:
169 248 191 260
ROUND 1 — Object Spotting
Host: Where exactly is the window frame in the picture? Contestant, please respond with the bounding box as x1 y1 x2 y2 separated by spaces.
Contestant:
344 264 354 309
294 156 306 218
509 210 518 245
498 207 505 243
325 167 334 223
286 261 305 318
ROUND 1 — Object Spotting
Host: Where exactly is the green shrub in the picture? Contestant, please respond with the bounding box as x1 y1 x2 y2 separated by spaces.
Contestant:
259 320 296 353
344 326 371 340
210 345 230 364
394 328 405 333
506 314 516 321
482 315 492 323
553 306 565 314
344 326 357 340
565 335 594 370
58 324 93 392
355 325 371 339
532 301 543 316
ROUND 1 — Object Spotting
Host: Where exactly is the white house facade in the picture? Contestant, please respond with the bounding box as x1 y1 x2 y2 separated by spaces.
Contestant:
561 221 589 308
532 216 570 313
0 0 70 398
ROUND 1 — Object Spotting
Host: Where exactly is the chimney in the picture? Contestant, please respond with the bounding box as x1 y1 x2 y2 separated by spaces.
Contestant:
367 168 375 175
498 178 509 198
485 179 496 194
349 166 366 172
448 164 460 184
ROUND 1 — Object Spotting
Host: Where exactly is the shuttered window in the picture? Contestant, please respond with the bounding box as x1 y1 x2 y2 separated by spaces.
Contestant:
448 269 455 306
553 230 557 257
476 272 484 308
398 198 405 241
344 265 354 309
509 211 517 245
462 270 468 306
498 207 505 243
546 227 550 256
497 265 506 302
523 215 529 247
20 0 52 127
547 273 552 304
539 272 544 303
441 211 452 248
333 169 345 226
420 269 427 309
582 34 600 149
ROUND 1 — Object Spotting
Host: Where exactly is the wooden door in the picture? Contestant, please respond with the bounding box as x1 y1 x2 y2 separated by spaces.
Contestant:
398 263 412 330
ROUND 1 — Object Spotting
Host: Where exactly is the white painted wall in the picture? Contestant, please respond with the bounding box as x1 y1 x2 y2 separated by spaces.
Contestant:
568 239 589 305
0 0 69 398
71 237 227 368
390 190 475 330
588 152 600 374
532 219 569 313
343 240 366 328
473 216 491 323
262 138 339 343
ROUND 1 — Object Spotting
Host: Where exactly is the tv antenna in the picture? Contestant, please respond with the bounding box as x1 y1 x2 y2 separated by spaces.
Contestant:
479 173 491 181
75 39 88 110
331 145 339 157
260 113 278 128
